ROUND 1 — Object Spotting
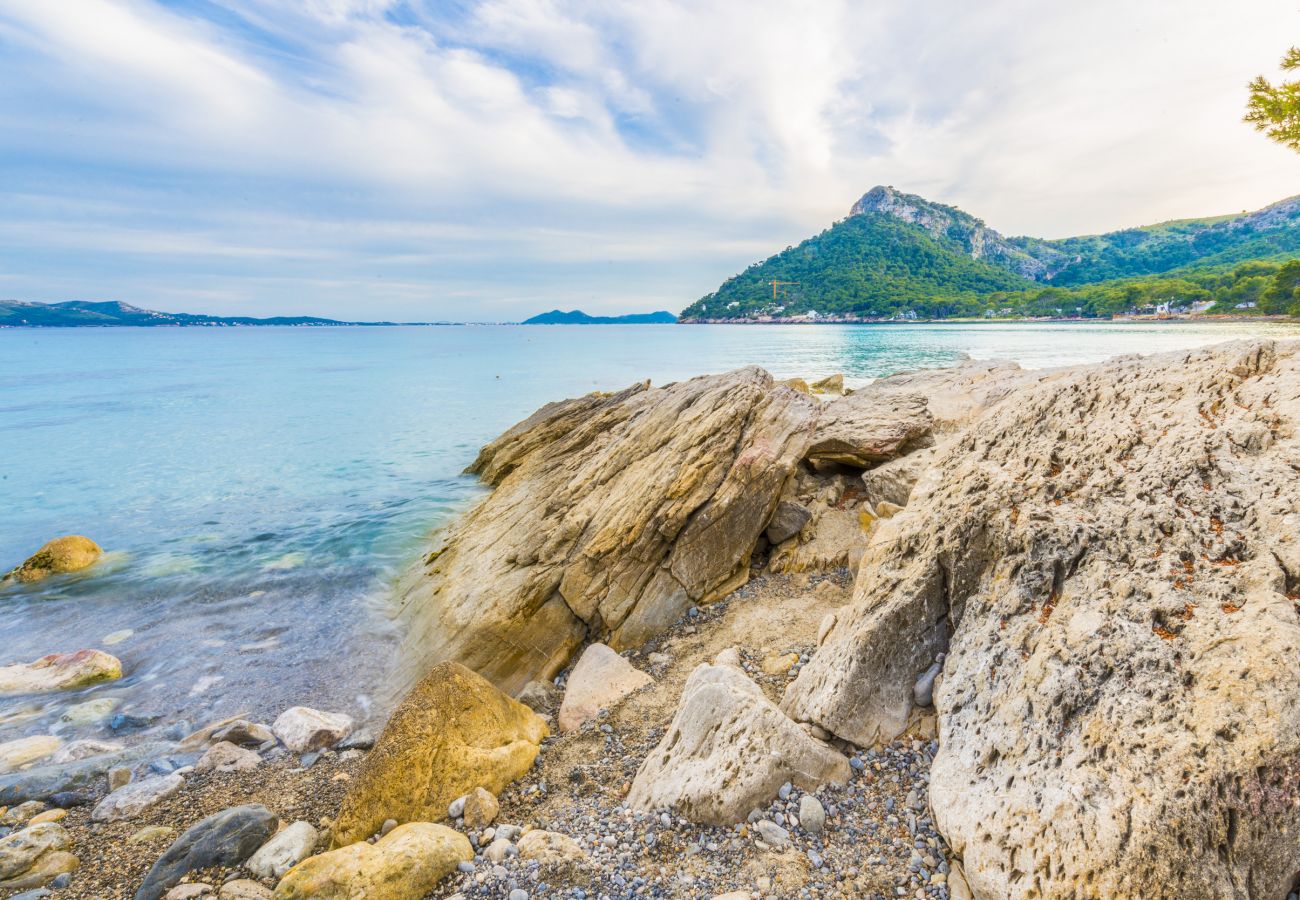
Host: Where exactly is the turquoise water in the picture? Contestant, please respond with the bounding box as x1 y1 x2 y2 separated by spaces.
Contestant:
3 321 1299 740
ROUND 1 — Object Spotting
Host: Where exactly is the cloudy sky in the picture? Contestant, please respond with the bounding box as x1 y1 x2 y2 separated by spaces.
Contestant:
1 0 1297 321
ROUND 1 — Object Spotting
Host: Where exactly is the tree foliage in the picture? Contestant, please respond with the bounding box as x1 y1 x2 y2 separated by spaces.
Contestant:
1247 47 1300 151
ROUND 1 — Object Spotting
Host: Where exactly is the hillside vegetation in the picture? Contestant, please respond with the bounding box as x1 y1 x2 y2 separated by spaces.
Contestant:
681 187 1300 320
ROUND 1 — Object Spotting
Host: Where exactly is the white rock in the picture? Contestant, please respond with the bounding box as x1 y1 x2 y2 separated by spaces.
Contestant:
271 706 353 753
627 663 849 824
244 820 318 879
91 773 184 822
195 741 261 774
0 735 61 773
713 647 742 668
557 644 652 733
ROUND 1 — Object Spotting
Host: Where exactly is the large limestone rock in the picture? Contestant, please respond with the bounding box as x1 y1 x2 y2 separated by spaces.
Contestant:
5 536 101 584
0 650 122 694
857 358 1048 436
628 663 849 825
783 341 1300 898
557 643 652 732
393 368 819 694
274 823 470 899
805 391 933 468
332 661 547 848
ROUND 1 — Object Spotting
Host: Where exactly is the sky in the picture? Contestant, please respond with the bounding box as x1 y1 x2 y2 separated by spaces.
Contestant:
1 1 1298 322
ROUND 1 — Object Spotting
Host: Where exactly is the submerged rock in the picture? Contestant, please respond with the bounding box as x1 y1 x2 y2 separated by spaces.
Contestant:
331 661 546 848
784 341 1300 898
0 742 171 806
393 368 819 694
0 651 122 695
4 536 101 584
273 822 471 899
627 663 849 824
135 804 278 900
0 737 61 775
557 644 652 733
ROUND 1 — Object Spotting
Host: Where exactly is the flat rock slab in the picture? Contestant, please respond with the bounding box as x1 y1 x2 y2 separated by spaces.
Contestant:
92 774 184 822
628 663 849 825
558 644 652 732
273 823 471 899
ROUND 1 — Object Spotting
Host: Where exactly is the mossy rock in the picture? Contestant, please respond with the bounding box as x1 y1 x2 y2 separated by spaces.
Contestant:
6 536 102 584
331 661 547 848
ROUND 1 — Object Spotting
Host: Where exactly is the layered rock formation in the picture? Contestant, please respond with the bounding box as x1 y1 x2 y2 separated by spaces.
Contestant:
393 368 819 693
783 341 1300 898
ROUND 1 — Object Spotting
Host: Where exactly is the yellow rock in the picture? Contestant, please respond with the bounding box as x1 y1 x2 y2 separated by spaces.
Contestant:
274 823 470 899
761 652 800 675
6 536 102 584
780 378 810 394
331 661 547 848
809 374 845 395
27 809 67 825
0 651 122 695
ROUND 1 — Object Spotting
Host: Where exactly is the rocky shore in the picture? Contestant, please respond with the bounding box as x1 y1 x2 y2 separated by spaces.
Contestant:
3 340 1300 898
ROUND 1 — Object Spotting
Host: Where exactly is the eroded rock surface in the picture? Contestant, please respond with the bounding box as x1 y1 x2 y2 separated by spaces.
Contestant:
557 644 652 733
783 341 1300 898
394 368 819 693
627 663 849 825
332 661 547 848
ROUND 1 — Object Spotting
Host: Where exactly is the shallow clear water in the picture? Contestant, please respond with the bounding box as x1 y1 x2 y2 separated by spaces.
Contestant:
2 321 1298 742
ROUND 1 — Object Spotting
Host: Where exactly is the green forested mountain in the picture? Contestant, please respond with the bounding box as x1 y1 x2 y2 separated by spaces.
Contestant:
680 187 1300 320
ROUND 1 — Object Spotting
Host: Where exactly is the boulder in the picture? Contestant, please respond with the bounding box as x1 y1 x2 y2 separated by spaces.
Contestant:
0 651 122 695
0 737 61 774
0 742 171 805
271 708 352 754
764 500 812 545
392 369 819 694
515 680 561 716
136 805 278 900
5 537 101 584
627 663 849 824
783 341 1300 898
195 742 261 774
91 774 184 822
804 392 933 469
516 829 584 865
461 787 498 830
557 644 652 732
244 821 317 879
331 661 547 848
273 822 471 899
0 823 78 891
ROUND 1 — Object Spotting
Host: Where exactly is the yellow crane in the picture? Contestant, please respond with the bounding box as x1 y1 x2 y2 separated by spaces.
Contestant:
768 280 799 301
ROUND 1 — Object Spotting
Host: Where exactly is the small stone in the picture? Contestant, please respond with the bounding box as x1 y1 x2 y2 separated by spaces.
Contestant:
755 820 790 847
509 890 528 900
273 823 471 899
462 787 499 830
59 697 120 726
379 818 397 837
777 782 793 801
817 613 836 646
48 739 123 765
515 681 561 716
799 795 826 834
484 838 513 863
5 536 101 584
210 721 274 748
106 767 132 792
128 825 176 845
27 809 66 825
557 644 653 733
91 774 183 822
713 648 742 668
136 804 278 900
447 795 467 819
271 707 353 753
195 742 261 775
516 829 584 865
0 801 46 826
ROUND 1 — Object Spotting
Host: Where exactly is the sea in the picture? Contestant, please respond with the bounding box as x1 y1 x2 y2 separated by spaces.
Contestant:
3 320 1299 742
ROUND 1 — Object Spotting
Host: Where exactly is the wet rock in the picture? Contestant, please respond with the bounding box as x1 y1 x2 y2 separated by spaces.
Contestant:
461 787 498 830
273 822 471 899
245 821 317 879
515 680 560 716
394 368 819 693
91 774 184 822
135 804 277 900
210 721 274 749
332 662 546 848
764 501 812 545
59 697 119 726
516 829 584 865
557 644 652 732
628 663 849 824
0 737 61 775
48 739 123 767
109 712 161 732
271 708 352 754
0 651 122 695
0 823 77 891
195 742 261 775
4 536 101 584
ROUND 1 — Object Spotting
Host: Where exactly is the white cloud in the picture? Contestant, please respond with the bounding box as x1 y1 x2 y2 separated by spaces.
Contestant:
0 0 1297 318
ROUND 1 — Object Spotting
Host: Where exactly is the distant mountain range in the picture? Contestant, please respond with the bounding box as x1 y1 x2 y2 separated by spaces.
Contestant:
0 300 393 328
680 186 1300 320
522 309 678 324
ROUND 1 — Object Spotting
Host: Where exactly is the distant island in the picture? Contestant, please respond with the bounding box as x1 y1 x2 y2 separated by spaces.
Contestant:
0 300 406 328
522 309 678 325
681 185 1300 322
